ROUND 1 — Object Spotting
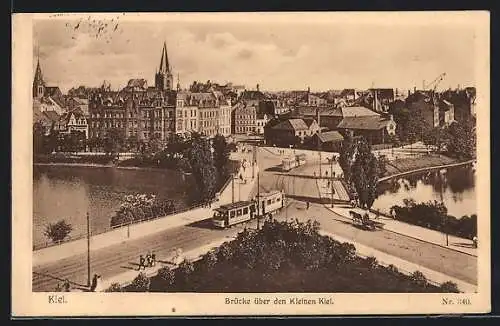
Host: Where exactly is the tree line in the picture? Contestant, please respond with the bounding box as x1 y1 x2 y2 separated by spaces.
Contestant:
391 199 477 240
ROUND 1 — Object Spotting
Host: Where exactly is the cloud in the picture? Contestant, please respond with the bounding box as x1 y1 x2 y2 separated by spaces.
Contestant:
33 18 477 92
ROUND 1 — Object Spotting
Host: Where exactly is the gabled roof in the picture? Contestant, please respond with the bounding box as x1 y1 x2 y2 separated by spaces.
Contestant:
272 119 309 131
316 131 344 143
341 106 380 118
337 116 394 130
303 117 318 128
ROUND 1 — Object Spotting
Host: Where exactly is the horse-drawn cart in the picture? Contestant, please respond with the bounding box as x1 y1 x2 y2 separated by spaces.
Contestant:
348 210 384 231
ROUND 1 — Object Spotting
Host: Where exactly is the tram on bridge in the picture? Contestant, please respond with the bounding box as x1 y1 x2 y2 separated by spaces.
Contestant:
212 190 286 229
281 154 307 172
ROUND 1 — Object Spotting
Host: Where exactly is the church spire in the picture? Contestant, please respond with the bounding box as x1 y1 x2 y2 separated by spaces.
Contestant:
158 41 170 74
33 49 45 99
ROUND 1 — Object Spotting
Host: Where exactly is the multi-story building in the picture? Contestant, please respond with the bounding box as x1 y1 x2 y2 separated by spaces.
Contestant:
88 42 177 143
234 104 257 135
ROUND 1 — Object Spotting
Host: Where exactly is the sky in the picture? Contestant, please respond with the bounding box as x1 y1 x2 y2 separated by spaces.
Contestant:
32 13 479 94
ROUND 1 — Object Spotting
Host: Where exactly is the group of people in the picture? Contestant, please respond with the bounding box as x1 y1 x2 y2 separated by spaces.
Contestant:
137 251 157 270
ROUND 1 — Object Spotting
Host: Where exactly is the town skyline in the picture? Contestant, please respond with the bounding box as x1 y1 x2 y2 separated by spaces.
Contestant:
33 15 477 93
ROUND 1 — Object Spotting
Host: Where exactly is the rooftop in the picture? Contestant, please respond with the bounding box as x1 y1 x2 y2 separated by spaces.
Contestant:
337 116 394 130
316 130 344 143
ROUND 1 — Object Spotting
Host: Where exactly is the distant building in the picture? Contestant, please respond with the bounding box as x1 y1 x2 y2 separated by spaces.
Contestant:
406 91 440 128
266 118 320 145
312 130 344 151
337 114 396 144
56 108 89 139
439 99 455 126
234 104 257 135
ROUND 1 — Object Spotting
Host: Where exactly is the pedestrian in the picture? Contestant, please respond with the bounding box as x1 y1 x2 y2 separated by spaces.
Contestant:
138 255 146 271
151 251 157 267
313 171 316 177
63 279 71 292
90 274 98 292
473 236 478 248
306 201 310 210
146 253 152 268
375 211 380 220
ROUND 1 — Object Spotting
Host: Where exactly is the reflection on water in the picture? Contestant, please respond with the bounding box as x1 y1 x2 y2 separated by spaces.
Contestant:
373 166 476 218
33 165 195 247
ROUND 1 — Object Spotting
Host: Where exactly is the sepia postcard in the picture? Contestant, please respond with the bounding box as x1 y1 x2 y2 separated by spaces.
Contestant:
12 11 490 317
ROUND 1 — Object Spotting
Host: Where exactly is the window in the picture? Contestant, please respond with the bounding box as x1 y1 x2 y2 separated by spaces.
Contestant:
230 211 235 218
267 199 272 205
237 209 242 216
243 207 248 214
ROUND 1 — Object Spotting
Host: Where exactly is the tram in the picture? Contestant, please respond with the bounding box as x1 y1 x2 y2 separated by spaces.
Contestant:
281 153 307 172
212 190 286 229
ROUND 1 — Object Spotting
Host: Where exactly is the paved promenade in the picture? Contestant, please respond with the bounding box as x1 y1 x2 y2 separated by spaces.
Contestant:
329 205 477 256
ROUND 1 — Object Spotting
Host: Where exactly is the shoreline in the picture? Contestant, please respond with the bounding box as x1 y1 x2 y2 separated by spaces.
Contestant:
33 162 182 173
378 159 475 183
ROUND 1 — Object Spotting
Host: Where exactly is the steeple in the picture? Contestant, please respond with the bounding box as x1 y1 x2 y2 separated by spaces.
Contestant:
33 51 45 99
158 41 170 74
155 41 174 91
176 73 181 92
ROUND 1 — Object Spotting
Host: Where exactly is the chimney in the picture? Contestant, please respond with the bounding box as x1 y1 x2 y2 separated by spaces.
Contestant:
408 90 411 97
256 84 260 92
414 86 416 93
307 86 310 93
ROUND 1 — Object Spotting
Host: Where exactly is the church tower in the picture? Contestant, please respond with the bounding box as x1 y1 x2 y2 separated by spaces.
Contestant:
155 42 174 91
33 55 45 99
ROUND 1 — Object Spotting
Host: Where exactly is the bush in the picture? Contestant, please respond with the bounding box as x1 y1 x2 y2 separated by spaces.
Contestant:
128 272 150 292
440 281 460 293
157 266 175 286
135 220 447 293
391 200 477 239
44 219 73 243
410 271 428 287
105 283 123 292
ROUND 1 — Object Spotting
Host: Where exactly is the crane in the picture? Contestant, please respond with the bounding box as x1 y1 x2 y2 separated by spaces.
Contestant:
423 73 446 106
423 72 446 92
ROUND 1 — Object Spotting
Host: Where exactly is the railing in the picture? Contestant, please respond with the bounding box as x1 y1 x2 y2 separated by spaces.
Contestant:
33 176 234 251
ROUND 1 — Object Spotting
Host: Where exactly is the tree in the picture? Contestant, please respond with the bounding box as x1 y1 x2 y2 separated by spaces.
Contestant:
389 103 430 143
103 128 125 157
350 139 380 209
212 134 231 184
338 135 357 183
44 219 73 243
186 136 218 202
33 122 46 155
446 118 476 160
129 272 150 292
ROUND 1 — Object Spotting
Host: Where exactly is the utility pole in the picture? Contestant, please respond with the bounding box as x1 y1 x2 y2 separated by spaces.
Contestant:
330 159 334 208
86 212 91 288
256 167 260 230
317 107 322 178
231 173 235 204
